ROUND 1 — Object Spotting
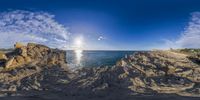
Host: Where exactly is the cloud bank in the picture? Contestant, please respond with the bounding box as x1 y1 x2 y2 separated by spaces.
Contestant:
167 12 200 48
0 10 69 49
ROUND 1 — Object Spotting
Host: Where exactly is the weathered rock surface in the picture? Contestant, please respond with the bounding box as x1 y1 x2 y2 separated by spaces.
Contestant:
0 43 200 100
120 51 200 96
62 50 200 99
1 43 66 69
0 52 7 60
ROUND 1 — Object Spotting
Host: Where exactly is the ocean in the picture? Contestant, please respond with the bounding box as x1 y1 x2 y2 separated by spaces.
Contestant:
66 50 135 67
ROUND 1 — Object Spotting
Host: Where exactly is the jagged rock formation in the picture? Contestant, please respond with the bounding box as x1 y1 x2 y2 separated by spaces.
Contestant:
59 50 200 99
0 52 7 60
0 43 69 96
0 43 66 69
0 43 200 100
118 51 200 96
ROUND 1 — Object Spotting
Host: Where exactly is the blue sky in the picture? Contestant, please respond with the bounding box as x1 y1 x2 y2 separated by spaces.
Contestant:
0 0 200 50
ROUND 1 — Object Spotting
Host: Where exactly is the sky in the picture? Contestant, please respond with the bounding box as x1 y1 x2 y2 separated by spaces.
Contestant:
0 0 200 50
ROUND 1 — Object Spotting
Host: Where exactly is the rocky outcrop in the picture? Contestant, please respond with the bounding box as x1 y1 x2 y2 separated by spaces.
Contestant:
60 50 200 99
0 43 200 100
0 52 7 68
0 52 7 60
0 43 66 69
113 51 200 95
0 43 69 98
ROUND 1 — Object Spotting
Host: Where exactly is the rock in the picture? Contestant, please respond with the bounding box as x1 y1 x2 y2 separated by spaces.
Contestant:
8 85 17 91
27 43 37 50
131 77 146 87
0 67 4 71
4 55 29 69
9 48 27 58
2 42 65 70
27 43 50 59
47 56 56 65
167 66 176 75
11 59 18 66
14 42 24 49
116 59 127 66
19 47 27 57
24 56 31 62
5 57 14 69
0 93 7 97
0 52 7 60
2 42 200 99
0 52 7 68
188 54 200 64
15 56 25 64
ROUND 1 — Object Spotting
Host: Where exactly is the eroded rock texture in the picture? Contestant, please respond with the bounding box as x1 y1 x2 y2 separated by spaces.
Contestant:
0 43 200 100
61 50 200 99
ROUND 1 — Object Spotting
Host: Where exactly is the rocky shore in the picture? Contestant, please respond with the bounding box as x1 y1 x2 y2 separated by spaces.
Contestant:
0 43 200 100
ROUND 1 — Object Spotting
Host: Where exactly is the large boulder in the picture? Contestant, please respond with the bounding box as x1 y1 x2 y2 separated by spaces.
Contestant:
27 43 50 59
0 52 7 67
15 56 25 64
0 52 7 60
5 57 15 69
14 42 25 49
14 47 28 57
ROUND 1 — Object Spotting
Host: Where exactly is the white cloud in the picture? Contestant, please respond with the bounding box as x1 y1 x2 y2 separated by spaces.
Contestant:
0 10 70 49
97 36 105 41
167 12 200 49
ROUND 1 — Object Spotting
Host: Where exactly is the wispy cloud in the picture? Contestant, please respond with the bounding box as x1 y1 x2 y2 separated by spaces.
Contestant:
0 10 70 49
166 12 200 49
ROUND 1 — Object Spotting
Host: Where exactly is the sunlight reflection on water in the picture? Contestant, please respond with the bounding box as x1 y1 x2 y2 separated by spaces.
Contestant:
74 49 83 64
67 50 136 68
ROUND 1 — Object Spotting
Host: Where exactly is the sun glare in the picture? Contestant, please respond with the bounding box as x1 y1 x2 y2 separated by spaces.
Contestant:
73 36 84 64
74 36 84 50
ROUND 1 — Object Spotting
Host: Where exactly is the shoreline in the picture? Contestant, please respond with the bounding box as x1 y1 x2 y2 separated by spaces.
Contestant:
0 43 200 99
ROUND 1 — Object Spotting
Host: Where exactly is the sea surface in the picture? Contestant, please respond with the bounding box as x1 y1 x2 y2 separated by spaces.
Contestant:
66 50 136 67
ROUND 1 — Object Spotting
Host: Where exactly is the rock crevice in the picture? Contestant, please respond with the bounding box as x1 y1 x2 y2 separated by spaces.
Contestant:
0 43 200 99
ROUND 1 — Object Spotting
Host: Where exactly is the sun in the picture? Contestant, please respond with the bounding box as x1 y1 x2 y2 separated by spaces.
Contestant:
74 36 84 50
75 38 82 47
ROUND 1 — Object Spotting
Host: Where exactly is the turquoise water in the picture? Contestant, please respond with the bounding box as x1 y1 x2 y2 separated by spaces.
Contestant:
66 50 135 67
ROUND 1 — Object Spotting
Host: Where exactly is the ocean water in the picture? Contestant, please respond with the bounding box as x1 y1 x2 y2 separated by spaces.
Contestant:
66 50 135 67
